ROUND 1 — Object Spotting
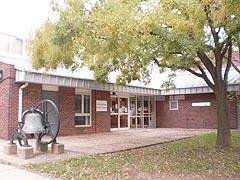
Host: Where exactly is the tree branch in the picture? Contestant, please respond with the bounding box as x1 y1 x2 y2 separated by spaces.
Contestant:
187 66 215 90
187 68 202 77
153 57 160 67
221 42 229 59
224 41 232 83
198 65 215 90
197 50 216 78
204 5 219 47
232 61 240 73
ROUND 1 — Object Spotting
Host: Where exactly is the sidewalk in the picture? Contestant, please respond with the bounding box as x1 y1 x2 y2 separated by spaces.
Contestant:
0 128 215 179
0 162 56 180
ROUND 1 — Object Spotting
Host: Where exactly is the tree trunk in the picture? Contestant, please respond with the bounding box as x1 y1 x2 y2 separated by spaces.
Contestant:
214 80 231 147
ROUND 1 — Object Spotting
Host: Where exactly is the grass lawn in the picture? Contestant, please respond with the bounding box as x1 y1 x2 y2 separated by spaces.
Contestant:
29 131 240 180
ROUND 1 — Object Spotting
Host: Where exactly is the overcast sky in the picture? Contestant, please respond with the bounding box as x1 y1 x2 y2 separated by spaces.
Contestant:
0 0 54 38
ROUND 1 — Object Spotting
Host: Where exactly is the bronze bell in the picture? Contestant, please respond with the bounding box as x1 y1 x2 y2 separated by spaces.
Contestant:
22 113 45 134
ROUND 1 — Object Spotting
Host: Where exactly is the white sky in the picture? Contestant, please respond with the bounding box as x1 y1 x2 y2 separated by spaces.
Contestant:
0 0 55 38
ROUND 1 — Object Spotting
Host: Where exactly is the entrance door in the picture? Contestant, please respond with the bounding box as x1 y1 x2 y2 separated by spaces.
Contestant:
110 96 129 130
130 95 154 129
237 100 240 129
119 98 128 128
43 91 58 106
42 91 59 135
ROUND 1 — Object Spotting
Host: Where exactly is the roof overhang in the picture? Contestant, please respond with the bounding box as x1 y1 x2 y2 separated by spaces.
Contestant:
15 69 161 95
161 83 240 95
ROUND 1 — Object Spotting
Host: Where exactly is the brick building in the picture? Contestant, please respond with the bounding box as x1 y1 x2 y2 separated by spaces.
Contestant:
0 33 240 140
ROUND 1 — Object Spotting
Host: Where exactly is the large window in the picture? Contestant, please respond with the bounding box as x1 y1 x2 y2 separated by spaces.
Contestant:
75 91 91 126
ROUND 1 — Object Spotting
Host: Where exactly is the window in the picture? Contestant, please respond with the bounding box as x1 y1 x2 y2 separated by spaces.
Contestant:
75 93 91 126
169 100 178 110
12 38 23 54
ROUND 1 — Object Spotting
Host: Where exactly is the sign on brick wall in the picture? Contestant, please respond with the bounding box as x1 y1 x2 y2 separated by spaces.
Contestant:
96 100 108 111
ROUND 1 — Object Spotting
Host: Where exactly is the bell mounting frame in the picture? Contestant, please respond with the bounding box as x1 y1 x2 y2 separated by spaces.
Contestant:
10 99 60 147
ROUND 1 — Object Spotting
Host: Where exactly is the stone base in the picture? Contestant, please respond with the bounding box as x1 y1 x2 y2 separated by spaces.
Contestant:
4 143 17 155
51 143 64 154
18 146 34 159
36 141 48 152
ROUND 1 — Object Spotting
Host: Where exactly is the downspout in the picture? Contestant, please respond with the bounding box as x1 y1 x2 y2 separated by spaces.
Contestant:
18 82 28 122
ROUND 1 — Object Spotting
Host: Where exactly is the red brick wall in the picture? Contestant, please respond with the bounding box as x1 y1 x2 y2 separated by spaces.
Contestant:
23 83 42 111
15 85 112 137
8 68 20 139
93 90 111 133
157 93 237 129
58 87 96 136
0 63 21 139
229 100 237 128
0 63 11 139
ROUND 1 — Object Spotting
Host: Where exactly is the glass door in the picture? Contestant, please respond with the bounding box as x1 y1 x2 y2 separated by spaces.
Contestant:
110 97 118 129
111 96 129 130
143 96 149 128
130 97 137 128
137 96 143 128
119 98 128 128
130 95 153 129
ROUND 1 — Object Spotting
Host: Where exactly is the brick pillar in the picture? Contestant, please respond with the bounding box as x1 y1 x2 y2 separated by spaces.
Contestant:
93 90 111 133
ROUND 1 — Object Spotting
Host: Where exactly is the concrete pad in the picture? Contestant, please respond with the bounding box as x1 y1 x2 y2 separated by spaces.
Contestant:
0 128 216 165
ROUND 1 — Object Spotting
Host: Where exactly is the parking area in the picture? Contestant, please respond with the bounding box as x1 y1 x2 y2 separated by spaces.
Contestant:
0 128 215 166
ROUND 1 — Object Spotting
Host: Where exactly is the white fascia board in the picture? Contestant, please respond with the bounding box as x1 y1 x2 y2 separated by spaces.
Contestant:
15 69 161 95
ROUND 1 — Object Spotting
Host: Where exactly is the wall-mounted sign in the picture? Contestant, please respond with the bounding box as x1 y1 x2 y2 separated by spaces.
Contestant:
170 95 185 101
96 100 108 112
192 102 211 107
174 95 185 100
156 96 166 101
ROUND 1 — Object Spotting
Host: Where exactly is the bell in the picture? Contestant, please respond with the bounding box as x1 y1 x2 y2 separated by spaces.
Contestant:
22 113 45 134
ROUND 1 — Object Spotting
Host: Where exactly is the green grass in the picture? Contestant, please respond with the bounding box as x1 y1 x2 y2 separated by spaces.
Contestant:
28 132 240 180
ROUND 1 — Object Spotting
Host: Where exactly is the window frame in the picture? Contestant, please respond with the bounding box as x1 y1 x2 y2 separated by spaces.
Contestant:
75 89 91 127
169 100 179 110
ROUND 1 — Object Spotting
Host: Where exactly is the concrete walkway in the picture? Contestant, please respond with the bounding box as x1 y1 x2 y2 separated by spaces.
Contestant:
0 128 215 179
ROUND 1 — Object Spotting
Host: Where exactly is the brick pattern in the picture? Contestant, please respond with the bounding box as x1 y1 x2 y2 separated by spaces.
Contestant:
0 63 21 139
8 71 19 138
58 87 96 136
23 83 42 110
229 100 237 128
58 89 111 136
93 90 111 133
157 93 237 129
0 63 12 139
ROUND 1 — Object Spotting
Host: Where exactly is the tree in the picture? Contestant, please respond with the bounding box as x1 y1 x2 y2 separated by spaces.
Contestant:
30 0 240 147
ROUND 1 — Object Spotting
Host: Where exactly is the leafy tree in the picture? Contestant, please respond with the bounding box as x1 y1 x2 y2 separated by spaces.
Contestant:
30 0 240 147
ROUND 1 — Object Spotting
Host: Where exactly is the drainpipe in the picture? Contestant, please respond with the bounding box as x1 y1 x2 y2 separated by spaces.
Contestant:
18 82 28 122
